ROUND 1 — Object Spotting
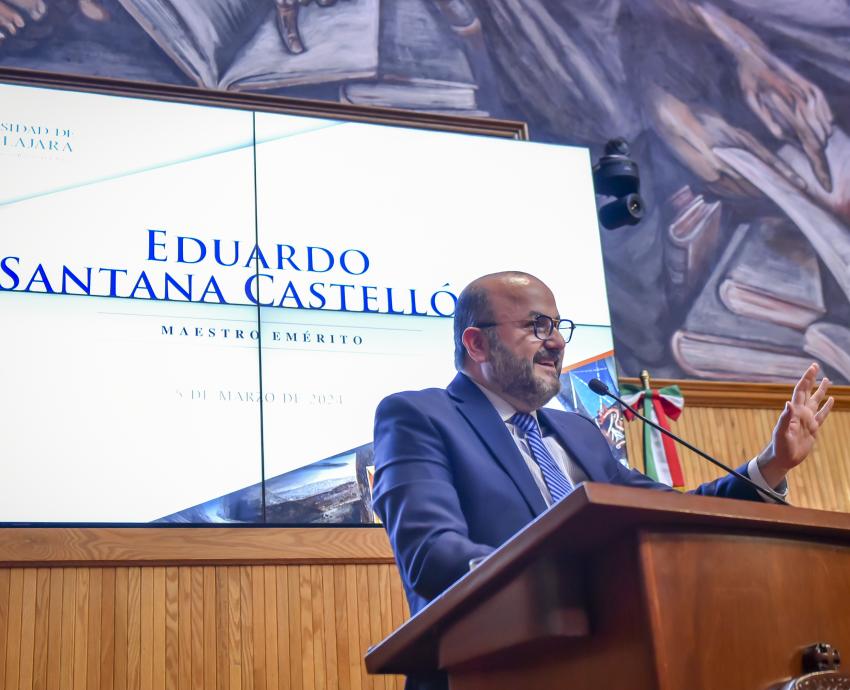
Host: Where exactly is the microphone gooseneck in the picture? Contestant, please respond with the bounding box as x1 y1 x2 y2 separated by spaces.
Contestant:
588 378 789 506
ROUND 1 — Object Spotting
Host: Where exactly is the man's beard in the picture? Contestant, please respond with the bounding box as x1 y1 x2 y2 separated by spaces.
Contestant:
487 333 563 410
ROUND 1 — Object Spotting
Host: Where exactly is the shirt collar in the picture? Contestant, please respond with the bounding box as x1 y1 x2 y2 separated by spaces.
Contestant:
469 378 539 424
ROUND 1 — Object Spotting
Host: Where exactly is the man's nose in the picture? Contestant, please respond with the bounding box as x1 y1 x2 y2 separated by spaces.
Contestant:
543 328 566 349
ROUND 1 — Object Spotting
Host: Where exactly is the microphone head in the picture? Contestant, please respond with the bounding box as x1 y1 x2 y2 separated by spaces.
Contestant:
588 378 610 395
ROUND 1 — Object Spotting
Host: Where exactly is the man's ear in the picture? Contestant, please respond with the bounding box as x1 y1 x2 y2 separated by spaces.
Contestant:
462 327 489 364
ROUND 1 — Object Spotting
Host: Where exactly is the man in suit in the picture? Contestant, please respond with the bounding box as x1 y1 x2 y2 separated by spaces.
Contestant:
371 271 833 685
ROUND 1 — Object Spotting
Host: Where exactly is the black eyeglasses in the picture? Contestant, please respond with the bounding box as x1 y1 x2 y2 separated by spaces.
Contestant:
476 314 576 343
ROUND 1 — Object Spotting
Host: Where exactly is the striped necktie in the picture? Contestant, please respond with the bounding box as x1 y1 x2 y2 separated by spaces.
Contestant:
509 412 573 503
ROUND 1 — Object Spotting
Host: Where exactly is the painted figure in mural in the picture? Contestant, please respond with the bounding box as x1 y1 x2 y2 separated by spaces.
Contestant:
0 0 106 44
274 0 345 54
372 270 833 688
648 0 833 194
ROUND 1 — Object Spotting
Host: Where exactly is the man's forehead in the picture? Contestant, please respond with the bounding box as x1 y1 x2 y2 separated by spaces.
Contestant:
486 276 558 315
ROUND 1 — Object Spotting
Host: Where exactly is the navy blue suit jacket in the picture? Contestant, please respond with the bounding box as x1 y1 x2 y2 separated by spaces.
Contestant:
372 372 763 619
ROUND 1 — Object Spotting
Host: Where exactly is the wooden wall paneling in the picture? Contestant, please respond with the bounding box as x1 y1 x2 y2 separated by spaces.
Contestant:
260 567 277 690
165 567 179 690
833 412 850 507
152 568 166 690
214 566 228 690
343 565 361 690
368 565 387 690
321 565 339 690
86 568 103 690
250 566 267 690
0 567 10 690
201 567 216 690
377 567 396 690
355 566 372 690
32 569 50 690
238 567 253 690
297 567 313 690
388 567 404 634
332 566 351 690
308 566 325 690
376 566 390 677
0 569 8 690
72 568 90 690
272 566 289 690
139 568 153 690
59 568 76 690
18 568 37 690
227 567 241 690
818 410 842 506
6 568 23 690
286 565 303 690
190 567 204 690
114 568 129 690
100 568 116 690
0 527 393 568
128 567 142 690
178 567 191 690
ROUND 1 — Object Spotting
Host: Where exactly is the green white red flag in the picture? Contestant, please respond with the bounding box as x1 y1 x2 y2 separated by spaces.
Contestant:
620 377 685 489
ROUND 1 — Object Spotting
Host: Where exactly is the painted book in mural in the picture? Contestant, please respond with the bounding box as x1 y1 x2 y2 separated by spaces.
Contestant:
714 131 850 303
718 216 825 330
805 323 850 382
665 185 722 293
116 0 379 90
340 0 480 113
670 223 813 381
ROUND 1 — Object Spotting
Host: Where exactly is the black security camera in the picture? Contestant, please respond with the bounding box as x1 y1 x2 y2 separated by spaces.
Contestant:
593 138 645 229
597 193 644 229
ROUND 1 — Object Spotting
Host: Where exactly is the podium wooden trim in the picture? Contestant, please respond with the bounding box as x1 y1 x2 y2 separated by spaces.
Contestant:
365 483 850 690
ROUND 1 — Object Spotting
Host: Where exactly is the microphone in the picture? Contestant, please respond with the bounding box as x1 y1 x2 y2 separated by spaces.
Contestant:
588 378 788 506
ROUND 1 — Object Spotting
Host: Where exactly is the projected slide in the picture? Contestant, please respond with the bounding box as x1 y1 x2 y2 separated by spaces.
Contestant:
0 82 616 523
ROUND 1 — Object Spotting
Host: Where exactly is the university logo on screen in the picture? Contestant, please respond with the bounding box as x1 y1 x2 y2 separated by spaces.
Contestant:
0 123 73 155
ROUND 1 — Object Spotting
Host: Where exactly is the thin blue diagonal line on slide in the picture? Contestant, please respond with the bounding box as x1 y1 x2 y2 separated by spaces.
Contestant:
0 120 343 208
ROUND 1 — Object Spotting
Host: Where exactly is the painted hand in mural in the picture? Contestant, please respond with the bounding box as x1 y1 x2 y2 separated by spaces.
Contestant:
275 0 345 55
650 87 806 197
0 0 45 42
757 362 834 490
0 0 106 45
694 3 835 192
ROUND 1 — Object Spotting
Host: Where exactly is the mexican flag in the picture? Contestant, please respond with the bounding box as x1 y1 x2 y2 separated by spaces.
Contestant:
620 379 685 489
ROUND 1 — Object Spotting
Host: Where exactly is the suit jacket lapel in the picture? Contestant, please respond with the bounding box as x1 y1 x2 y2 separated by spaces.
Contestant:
447 373 548 516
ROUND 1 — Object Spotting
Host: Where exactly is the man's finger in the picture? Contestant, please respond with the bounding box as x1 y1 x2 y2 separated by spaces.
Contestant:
775 401 793 437
791 363 818 405
810 376 831 406
814 396 835 426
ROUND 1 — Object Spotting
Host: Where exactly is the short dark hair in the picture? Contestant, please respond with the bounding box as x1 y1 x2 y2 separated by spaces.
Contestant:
453 281 494 370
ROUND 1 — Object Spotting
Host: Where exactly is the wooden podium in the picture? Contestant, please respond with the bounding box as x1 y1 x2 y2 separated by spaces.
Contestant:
365 483 850 690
